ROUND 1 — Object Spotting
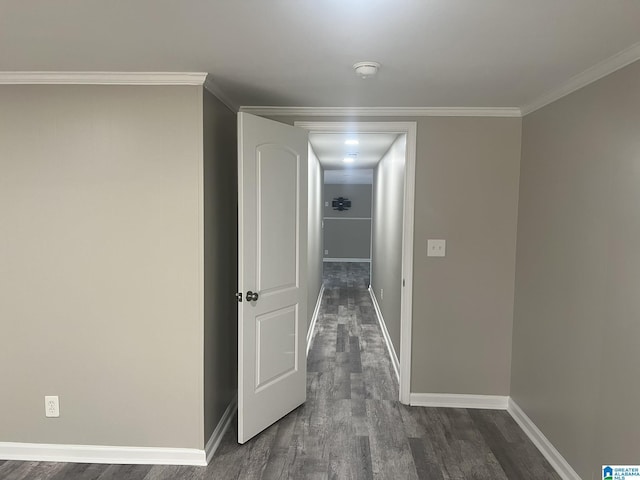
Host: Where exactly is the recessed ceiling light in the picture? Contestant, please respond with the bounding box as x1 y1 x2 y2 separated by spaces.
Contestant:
345 139 359 145
343 157 355 164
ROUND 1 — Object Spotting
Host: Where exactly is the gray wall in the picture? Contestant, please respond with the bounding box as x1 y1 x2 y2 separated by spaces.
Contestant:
512 59 640 479
273 115 521 396
307 146 324 329
203 89 238 444
323 183 372 260
0 85 205 448
371 134 406 355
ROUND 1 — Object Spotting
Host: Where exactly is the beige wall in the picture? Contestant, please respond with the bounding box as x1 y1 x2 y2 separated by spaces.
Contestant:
512 59 640 479
371 134 406 354
272 115 522 396
203 90 238 443
323 184 372 218
323 183 372 260
0 85 205 448
307 146 323 329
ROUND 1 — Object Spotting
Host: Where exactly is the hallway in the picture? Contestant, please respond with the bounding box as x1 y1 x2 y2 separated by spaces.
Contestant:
206 262 562 479
0 263 560 479
208 262 561 479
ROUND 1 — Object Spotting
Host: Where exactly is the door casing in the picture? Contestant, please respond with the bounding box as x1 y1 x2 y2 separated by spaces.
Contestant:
295 121 417 405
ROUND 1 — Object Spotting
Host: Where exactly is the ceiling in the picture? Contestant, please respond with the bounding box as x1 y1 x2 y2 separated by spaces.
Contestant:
309 133 398 170
1 1 640 109
324 169 374 185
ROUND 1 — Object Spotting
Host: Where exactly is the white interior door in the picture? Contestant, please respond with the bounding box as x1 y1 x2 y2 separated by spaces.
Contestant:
237 113 308 444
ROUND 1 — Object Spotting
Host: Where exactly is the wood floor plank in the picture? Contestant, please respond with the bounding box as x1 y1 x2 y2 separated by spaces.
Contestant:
0 461 40 480
96 463 153 480
469 409 561 480
261 408 300 480
143 465 205 480
408 438 445 480
365 400 418 480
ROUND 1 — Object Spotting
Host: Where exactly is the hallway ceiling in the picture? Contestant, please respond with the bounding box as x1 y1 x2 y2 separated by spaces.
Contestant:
324 169 374 185
1 1 640 109
310 133 398 170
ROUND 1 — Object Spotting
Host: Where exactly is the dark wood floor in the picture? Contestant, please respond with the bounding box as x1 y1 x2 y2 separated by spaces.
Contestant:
0 262 560 479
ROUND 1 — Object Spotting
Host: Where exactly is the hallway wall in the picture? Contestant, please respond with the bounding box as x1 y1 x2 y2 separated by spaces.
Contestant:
371 134 406 355
271 114 522 397
512 58 640 479
323 183 372 260
203 89 238 445
307 146 324 330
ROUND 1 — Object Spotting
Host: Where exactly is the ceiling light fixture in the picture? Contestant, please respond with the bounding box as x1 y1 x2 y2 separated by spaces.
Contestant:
343 157 355 164
353 61 380 79
345 139 359 145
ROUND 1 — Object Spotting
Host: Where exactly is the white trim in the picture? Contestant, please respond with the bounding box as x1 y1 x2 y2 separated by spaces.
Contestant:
0 71 207 85
0 442 206 466
522 41 640 115
243 106 521 117
297 120 416 406
205 395 238 464
399 122 416 405
323 257 370 263
507 399 582 480
306 284 325 356
368 286 400 382
203 75 239 113
409 393 509 410
323 217 371 220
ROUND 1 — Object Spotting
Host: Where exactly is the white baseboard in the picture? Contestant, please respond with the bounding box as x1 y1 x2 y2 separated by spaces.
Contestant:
323 258 370 263
368 286 400 382
306 284 325 356
0 396 239 466
507 399 582 480
409 393 509 410
205 394 238 464
0 442 207 466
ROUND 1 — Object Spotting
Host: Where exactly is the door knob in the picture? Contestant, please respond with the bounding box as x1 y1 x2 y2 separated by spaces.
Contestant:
246 291 259 302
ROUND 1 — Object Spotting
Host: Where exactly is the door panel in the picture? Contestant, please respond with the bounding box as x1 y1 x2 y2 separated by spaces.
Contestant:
238 113 308 444
257 145 299 294
255 305 298 390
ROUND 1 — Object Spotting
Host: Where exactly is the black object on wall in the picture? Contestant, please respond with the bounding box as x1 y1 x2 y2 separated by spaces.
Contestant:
332 197 352 211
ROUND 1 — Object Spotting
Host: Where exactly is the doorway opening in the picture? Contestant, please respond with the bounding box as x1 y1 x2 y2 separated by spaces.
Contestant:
297 121 417 404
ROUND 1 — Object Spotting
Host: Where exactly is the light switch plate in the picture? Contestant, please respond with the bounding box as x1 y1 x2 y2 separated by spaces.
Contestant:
427 239 446 257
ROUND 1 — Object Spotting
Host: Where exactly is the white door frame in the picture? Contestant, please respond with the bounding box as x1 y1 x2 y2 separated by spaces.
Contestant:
294 121 416 405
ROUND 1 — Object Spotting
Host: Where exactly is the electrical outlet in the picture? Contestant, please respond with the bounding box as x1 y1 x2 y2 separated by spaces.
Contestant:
427 239 446 257
381 288 384 300
45 396 59 418
324 249 329 255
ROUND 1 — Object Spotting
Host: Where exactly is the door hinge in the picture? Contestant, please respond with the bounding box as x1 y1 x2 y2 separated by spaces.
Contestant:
402 279 405 287
235 292 243 302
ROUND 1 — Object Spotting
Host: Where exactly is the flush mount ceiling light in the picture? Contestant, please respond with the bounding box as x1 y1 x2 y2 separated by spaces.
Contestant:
345 139 359 145
353 61 380 79
344 153 357 164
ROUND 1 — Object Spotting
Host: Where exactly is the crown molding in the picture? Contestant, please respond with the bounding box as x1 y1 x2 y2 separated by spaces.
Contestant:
0 71 208 85
203 76 238 113
239 106 521 117
522 41 640 116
